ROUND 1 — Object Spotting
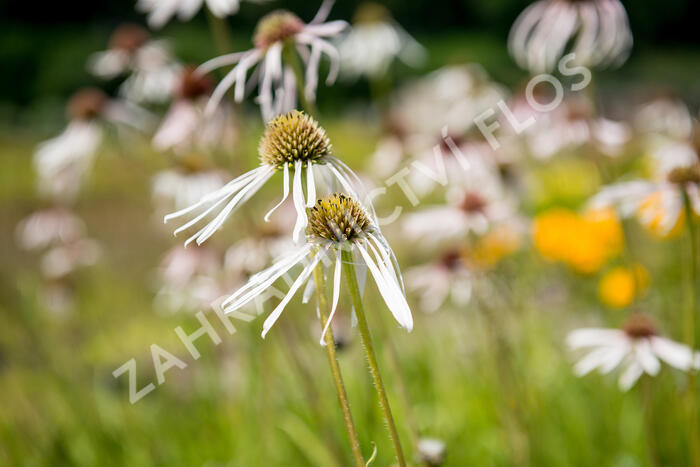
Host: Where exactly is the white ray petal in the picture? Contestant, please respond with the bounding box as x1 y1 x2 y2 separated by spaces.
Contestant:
265 164 290 221
261 248 327 338
319 251 342 345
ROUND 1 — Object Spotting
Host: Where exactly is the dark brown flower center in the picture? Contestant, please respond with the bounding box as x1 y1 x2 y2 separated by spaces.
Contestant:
622 313 657 339
67 88 107 121
439 250 462 270
667 165 700 185
109 23 149 53
460 192 487 213
178 66 213 100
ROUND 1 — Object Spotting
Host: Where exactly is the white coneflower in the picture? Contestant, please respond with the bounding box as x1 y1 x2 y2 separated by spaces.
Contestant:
88 24 181 104
34 88 151 203
153 66 238 155
589 140 700 236
403 177 516 247
222 193 412 341
567 313 700 390
196 1 347 120
155 244 227 313
16 208 86 251
393 64 506 138
137 0 244 29
165 110 368 245
634 97 693 141
405 250 472 314
337 2 425 80
510 94 630 159
508 0 632 74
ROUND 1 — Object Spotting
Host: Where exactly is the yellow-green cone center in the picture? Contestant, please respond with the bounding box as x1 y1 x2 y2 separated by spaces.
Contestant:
307 194 372 242
259 111 332 168
253 10 304 50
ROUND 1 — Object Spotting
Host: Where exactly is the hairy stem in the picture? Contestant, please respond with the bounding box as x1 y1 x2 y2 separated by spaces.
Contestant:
341 247 407 467
312 260 365 467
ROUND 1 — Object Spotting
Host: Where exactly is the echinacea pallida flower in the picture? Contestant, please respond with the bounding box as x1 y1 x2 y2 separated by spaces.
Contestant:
165 110 367 245
196 0 347 120
405 250 472 314
338 2 425 80
508 0 632 74
88 24 181 104
153 67 238 155
137 0 245 29
589 162 700 237
567 314 700 390
34 88 152 204
222 193 412 342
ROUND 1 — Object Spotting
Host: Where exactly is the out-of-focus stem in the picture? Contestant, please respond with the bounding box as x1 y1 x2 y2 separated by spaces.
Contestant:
681 188 700 467
206 10 234 55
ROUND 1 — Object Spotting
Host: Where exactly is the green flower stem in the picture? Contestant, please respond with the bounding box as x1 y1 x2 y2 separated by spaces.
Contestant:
341 247 407 467
206 9 234 55
282 40 319 117
312 260 365 467
681 188 700 467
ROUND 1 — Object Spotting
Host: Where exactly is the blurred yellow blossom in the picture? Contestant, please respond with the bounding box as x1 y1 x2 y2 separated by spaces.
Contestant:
598 264 650 308
469 224 521 268
637 191 685 239
532 207 624 274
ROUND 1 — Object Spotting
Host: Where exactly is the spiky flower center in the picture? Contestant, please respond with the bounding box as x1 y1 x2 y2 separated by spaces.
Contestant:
667 165 700 184
307 194 372 242
109 23 149 52
254 10 304 50
259 111 332 168
67 88 107 121
623 313 657 339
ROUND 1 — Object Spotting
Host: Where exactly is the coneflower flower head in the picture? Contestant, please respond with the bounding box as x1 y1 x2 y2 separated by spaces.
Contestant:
253 11 305 50
567 313 700 390
258 110 332 168
508 0 633 73
108 23 150 54
66 88 108 121
196 1 346 120
165 110 368 245
307 193 372 242
221 192 412 342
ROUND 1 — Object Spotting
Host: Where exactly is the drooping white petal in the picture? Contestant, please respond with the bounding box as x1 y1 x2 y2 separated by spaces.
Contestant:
651 336 696 371
291 160 308 243
264 164 290 221
319 250 342 344
261 247 327 338
618 361 644 391
356 242 413 331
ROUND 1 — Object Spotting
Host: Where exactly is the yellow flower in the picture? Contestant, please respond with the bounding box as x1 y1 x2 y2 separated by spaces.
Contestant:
598 264 650 308
532 207 624 274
